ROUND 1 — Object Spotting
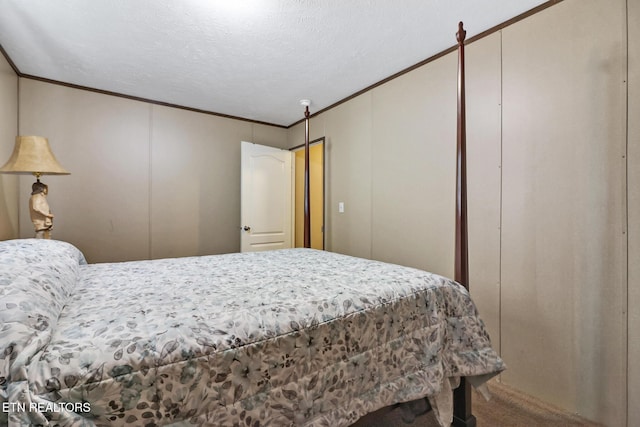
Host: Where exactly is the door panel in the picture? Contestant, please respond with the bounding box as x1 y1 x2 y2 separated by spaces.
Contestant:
241 141 293 252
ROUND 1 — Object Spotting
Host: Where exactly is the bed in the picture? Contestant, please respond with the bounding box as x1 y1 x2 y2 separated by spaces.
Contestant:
0 239 502 427
0 22 502 427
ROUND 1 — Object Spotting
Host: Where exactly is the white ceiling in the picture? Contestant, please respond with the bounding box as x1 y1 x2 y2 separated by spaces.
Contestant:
0 0 549 127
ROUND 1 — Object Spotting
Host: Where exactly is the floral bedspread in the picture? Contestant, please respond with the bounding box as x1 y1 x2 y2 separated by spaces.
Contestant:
0 239 504 426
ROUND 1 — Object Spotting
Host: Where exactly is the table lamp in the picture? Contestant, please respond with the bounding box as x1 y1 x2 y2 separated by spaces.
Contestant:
0 136 70 238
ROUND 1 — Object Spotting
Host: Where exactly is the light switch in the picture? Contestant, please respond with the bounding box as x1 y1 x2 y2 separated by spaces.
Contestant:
338 202 345 213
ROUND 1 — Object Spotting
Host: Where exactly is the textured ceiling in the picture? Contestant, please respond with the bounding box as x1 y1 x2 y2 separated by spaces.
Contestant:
0 0 550 127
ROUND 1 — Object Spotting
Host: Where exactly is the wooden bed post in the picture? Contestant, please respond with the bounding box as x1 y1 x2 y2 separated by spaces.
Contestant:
454 21 469 290
452 21 476 427
303 104 311 248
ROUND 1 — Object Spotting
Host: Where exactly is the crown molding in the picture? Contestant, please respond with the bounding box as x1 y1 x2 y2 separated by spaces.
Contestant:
1 0 563 130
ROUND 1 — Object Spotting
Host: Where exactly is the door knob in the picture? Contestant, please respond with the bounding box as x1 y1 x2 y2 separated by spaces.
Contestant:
243 226 251 231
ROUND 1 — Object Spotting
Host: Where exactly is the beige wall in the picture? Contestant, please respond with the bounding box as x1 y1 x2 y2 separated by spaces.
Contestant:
501 2 627 424
371 54 457 275
465 32 503 353
18 79 287 262
323 96 373 259
628 0 640 425
0 53 18 239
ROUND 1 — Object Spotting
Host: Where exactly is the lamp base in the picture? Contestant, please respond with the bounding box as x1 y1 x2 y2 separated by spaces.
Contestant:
29 180 54 239
34 229 52 239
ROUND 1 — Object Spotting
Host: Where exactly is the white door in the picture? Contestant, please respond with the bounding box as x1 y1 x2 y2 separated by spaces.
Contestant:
241 141 293 252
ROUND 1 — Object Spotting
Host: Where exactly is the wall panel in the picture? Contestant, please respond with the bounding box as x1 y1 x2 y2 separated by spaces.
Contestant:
627 0 640 425
465 32 503 353
371 54 456 276
0 53 18 239
501 1 627 424
252 123 289 150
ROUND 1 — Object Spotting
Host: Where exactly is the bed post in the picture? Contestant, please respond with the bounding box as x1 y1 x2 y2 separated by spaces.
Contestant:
303 104 311 248
452 21 476 427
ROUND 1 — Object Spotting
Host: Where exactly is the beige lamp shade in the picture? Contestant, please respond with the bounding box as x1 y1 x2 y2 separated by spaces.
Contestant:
0 136 70 176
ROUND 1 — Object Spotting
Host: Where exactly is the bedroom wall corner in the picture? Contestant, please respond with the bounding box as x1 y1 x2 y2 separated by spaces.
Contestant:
149 106 286 259
0 51 19 240
17 77 289 262
287 112 325 150
626 0 640 425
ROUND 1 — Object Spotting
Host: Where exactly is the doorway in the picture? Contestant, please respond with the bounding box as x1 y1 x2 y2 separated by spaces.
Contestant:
293 137 325 250
240 141 293 252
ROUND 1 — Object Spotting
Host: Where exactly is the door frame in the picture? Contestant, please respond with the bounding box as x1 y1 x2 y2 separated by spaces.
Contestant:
291 137 326 250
